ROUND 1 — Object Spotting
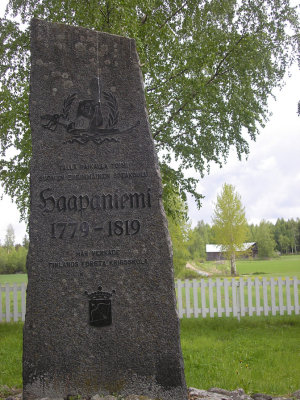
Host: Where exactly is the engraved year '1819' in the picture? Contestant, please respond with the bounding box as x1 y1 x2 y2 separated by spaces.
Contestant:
50 220 141 239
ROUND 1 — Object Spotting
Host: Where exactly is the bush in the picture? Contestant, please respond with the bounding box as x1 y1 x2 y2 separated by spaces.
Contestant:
0 246 27 274
176 269 201 280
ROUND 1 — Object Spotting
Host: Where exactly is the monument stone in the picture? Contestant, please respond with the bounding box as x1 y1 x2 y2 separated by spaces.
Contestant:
23 18 187 400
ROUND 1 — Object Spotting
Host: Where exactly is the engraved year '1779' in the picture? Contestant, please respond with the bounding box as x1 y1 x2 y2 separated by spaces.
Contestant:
50 219 141 239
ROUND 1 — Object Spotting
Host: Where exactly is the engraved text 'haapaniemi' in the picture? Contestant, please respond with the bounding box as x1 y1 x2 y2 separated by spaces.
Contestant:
39 187 152 215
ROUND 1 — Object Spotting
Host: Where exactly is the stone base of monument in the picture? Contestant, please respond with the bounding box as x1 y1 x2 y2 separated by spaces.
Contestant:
4 387 300 400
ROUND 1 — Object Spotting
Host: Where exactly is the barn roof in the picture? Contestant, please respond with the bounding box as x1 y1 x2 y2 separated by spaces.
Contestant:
206 242 256 253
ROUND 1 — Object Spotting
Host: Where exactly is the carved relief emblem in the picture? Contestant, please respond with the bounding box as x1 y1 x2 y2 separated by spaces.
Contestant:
41 78 140 144
84 284 116 327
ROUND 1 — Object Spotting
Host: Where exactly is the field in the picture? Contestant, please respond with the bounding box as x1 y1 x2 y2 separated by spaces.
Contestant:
0 274 27 284
1 316 300 396
191 255 300 279
237 255 300 278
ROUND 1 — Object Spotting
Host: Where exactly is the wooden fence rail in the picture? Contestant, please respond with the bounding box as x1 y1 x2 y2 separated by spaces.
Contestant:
1 277 300 322
176 277 300 319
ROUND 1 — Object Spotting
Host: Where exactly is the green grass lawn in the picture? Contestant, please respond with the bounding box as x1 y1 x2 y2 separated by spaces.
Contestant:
0 274 27 284
237 255 300 278
0 323 23 390
1 316 300 396
192 255 300 279
181 316 300 395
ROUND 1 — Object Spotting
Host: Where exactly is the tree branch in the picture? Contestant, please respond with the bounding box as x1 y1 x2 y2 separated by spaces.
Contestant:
153 33 248 139
205 34 246 86
153 93 196 139
147 68 189 92
98 6 107 20
158 1 188 29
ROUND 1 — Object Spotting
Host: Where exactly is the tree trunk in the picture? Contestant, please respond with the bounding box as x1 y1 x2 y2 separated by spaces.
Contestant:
230 252 237 276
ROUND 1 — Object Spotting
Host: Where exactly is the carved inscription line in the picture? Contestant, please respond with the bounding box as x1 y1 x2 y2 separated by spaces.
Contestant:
48 258 148 268
50 219 141 239
39 187 152 215
38 171 148 182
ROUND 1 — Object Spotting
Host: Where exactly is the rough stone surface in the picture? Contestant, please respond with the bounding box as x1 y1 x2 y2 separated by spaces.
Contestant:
251 394 273 400
3 387 300 400
23 19 186 400
292 392 300 400
187 389 296 400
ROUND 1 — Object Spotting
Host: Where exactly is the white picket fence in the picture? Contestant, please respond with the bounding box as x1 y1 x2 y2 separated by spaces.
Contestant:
176 276 300 319
0 283 27 322
1 277 300 322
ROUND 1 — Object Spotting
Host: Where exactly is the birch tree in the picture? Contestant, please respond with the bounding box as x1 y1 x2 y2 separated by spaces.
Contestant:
0 0 299 220
212 183 248 276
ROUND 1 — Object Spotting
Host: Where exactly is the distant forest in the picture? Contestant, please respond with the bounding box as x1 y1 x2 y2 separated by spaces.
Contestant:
188 218 300 262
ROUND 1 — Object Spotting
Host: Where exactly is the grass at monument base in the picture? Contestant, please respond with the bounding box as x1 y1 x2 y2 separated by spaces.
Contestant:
1 316 300 397
0 322 23 390
181 315 300 395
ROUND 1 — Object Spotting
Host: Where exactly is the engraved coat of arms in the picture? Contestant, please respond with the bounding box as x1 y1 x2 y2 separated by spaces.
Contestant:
41 78 139 144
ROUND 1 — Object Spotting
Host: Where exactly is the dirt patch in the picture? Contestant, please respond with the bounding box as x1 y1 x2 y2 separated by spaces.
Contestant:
185 262 212 277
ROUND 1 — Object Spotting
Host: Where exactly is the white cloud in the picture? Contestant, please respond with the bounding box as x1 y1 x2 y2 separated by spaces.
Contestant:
188 65 300 227
0 192 27 245
257 156 277 171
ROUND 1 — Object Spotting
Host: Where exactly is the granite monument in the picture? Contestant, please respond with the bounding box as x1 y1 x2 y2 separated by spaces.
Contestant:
23 19 187 400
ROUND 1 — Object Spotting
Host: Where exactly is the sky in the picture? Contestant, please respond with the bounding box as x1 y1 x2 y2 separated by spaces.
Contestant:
0 3 299 243
187 64 300 228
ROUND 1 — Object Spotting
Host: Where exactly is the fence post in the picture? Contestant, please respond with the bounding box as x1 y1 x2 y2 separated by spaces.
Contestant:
247 278 253 316
0 284 2 322
236 280 241 321
185 279 191 318
278 278 284 315
208 279 214 318
255 277 261 316
224 279 230 317
286 277 292 315
294 277 299 315
216 278 222 317
201 279 207 318
21 283 26 321
192 279 199 318
13 284 18 322
177 280 183 319
262 277 269 316
5 284 11 322
270 278 276 316
239 278 245 317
